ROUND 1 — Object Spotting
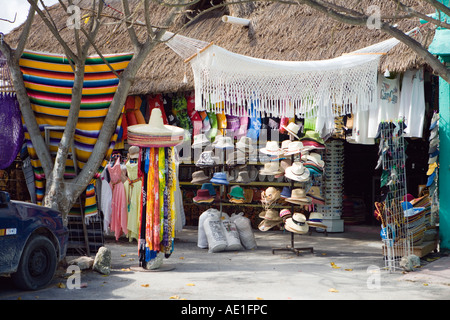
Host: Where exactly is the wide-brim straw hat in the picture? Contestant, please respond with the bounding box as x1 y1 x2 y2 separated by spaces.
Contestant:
261 187 280 204
260 141 282 155
259 162 282 175
285 213 309 234
258 219 282 232
281 122 301 140
285 162 310 182
259 209 282 221
127 108 184 147
284 141 304 156
307 212 324 227
286 188 312 204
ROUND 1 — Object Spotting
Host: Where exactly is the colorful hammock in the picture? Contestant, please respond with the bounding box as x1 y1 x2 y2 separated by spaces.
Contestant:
19 49 133 219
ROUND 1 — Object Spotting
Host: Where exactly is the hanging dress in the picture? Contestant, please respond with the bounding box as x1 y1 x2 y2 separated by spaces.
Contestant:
108 157 128 240
124 160 142 242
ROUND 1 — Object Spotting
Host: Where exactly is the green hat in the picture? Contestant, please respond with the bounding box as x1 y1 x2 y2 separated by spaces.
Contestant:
228 186 245 199
300 131 325 144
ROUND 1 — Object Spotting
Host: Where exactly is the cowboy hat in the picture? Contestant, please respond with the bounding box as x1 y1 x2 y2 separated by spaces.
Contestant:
259 208 282 221
260 141 282 156
281 122 301 140
284 162 310 182
283 141 304 156
258 219 282 232
261 187 280 204
285 213 309 234
286 188 312 205
301 153 324 167
306 186 325 204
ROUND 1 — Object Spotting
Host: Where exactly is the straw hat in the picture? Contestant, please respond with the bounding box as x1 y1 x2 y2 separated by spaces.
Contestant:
127 108 184 147
281 122 301 140
261 187 280 204
306 186 325 204
285 213 309 234
259 162 282 175
286 188 312 205
259 209 282 221
301 153 324 167
258 219 282 232
307 212 324 228
284 162 310 182
128 146 139 159
260 141 282 156
284 141 304 156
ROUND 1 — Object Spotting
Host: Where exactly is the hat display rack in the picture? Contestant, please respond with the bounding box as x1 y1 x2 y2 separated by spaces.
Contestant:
427 112 439 227
270 128 328 256
126 108 185 271
374 119 412 272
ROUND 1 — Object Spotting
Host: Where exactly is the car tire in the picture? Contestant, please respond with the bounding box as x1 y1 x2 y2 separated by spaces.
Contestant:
11 234 58 290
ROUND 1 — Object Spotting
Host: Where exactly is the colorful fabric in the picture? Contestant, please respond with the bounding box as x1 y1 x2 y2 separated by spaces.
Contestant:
19 50 133 219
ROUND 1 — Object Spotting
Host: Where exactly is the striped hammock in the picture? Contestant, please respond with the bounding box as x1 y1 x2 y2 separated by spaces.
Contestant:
19 49 133 220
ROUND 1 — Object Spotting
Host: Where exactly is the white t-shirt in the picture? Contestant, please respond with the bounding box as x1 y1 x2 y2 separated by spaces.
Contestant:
398 69 425 138
368 76 401 138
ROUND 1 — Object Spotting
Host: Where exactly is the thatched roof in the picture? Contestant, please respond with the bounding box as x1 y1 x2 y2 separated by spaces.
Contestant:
5 0 436 95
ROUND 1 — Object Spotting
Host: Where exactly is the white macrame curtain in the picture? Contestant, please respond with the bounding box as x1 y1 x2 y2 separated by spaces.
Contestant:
164 27 418 118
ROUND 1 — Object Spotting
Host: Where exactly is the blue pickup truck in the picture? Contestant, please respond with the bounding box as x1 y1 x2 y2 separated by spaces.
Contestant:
0 191 68 290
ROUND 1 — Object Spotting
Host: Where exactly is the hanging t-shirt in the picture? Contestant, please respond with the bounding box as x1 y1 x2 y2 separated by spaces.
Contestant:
368 76 401 138
398 69 425 138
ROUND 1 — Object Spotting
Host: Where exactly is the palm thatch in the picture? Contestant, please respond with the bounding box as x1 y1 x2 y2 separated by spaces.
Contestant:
5 0 436 95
